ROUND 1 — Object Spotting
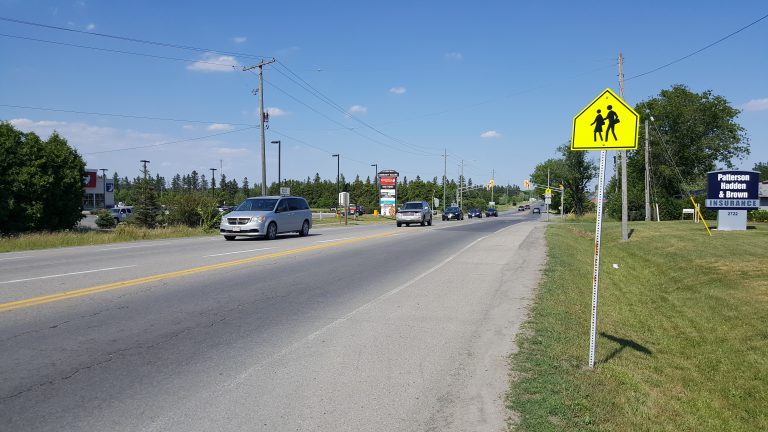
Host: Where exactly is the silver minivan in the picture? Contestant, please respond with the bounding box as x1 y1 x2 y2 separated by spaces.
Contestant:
219 196 312 241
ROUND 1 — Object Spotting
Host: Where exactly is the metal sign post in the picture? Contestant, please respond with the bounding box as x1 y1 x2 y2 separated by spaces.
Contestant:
588 151 607 369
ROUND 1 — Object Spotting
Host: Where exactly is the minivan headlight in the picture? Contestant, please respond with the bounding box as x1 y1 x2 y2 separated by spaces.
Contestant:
251 216 265 223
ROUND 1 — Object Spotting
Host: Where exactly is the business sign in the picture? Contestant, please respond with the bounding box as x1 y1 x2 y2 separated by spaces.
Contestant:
83 170 98 188
378 169 399 216
706 170 760 209
106 182 114 193
571 88 639 151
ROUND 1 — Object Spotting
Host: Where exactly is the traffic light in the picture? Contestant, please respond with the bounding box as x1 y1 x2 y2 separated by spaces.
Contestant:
523 179 530 189
487 179 494 190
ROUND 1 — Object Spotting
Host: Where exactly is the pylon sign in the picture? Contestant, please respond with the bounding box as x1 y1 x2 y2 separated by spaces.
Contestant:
571 88 639 151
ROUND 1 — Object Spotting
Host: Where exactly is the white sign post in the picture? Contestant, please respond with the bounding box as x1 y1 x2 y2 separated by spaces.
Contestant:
588 151 607 369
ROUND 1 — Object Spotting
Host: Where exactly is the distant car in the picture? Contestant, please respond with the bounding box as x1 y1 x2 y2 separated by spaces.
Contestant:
518 206 525 212
219 196 312 240
532 207 541 214
396 201 433 227
485 208 498 217
443 206 464 221
467 208 482 218
524 204 531 210
109 206 133 223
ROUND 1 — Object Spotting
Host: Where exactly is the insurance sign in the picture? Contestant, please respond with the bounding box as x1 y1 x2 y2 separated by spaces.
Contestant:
705 170 760 209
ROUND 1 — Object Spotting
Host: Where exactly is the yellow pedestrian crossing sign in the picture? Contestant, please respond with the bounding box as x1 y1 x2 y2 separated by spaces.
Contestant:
571 88 639 151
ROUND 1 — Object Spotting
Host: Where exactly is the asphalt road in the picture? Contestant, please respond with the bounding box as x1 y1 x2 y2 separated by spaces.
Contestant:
0 209 545 431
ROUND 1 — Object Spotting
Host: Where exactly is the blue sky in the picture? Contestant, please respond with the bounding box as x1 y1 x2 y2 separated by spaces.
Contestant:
1 1 766 189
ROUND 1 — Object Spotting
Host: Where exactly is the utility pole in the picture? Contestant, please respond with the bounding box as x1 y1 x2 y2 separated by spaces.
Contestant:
491 168 495 204
210 168 217 199
460 159 464 209
99 168 107 208
644 120 651 221
619 52 629 241
140 160 150 178
547 168 550 222
243 58 275 196
443 149 447 211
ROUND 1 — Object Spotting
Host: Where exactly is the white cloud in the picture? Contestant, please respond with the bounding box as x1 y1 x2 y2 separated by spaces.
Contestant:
480 130 501 139
187 52 241 72
267 107 289 117
389 86 407 95
348 105 368 114
182 125 196 130
86 23 96 31
742 98 768 112
445 52 463 61
207 123 234 131
233 36 247 44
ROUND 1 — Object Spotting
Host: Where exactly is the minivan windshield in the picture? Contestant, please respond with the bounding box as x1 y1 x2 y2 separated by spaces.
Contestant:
402 202 423 210
236 198 278 212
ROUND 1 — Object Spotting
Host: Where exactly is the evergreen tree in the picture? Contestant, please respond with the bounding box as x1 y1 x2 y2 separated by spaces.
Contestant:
133 164 159 228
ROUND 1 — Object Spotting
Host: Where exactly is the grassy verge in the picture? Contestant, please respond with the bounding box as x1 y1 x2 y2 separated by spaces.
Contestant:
507 220 768 431
0 225 212 253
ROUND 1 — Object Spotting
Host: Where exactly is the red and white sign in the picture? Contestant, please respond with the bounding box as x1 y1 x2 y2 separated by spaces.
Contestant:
83 170 97 188
380 176 397 186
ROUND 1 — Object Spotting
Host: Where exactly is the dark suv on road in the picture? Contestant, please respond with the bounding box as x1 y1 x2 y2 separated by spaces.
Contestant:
442 206 464 221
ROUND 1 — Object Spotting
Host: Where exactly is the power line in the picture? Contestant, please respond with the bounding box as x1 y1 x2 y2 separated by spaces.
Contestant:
83 126 258 155
626 12 768 81
0 16 268 60
0 33 241 68
0 104 259 127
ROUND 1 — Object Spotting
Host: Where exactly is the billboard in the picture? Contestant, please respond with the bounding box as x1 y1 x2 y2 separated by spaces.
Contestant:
378 169 399 216
706 170 760 209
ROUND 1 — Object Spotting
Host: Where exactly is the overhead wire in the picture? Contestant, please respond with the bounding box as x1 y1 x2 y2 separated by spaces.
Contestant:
0 33 241 69
83 126 259 155
0 16 268 60
626 12 768 81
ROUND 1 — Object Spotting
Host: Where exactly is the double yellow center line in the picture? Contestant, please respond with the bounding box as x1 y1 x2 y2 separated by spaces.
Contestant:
0 231 396 313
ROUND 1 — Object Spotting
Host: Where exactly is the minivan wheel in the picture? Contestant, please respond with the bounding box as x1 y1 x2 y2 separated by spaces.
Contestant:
420 217 425 226
298 220 310 237
397 222 402 227
224 235 236 241
265 222 277 240
427 217 432 226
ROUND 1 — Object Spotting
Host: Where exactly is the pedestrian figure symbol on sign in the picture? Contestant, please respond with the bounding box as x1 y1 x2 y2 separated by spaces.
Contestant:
604 105 619 141
590 109 605 142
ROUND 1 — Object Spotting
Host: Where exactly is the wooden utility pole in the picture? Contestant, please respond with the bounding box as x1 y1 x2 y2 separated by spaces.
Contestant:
644 120 651 221
443 149 447 211
619 52 629 241
243 58 275 196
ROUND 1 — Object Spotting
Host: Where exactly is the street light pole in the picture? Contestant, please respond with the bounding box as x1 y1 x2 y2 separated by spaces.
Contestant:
99 168 107 208
210 168 217 199
332 154 340 195
371 163 377 187
271 140 281 187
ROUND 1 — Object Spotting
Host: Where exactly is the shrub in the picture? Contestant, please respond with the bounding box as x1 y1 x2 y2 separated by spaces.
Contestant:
94 209 117 229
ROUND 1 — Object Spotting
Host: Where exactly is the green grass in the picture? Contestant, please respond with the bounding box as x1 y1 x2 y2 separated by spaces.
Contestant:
507 220 768 431
311 214 396 226
0 225 212 253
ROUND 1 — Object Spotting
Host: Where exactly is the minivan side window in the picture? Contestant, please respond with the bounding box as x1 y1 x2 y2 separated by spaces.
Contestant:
277 199 290 213
288 198 309 211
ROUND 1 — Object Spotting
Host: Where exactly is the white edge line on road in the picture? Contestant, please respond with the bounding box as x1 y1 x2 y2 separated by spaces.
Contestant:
97 242 172 252
231 233 489 385
204 248 274 257
0 265 138 284
0 256 31 261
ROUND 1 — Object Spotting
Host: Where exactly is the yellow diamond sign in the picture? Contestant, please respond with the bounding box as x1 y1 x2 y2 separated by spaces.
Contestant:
571 88 639 151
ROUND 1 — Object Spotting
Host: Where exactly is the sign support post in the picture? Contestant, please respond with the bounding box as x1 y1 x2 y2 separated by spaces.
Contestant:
571 87 639 370
588 151 607 369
